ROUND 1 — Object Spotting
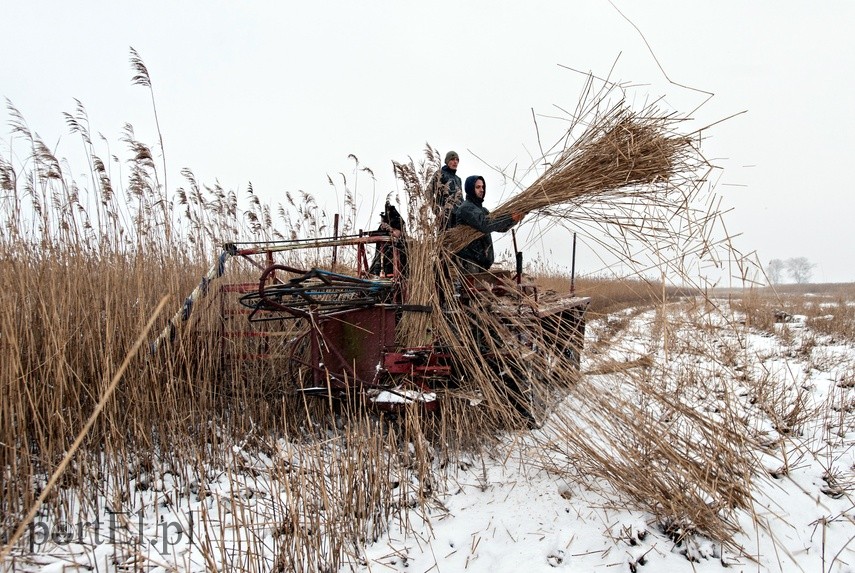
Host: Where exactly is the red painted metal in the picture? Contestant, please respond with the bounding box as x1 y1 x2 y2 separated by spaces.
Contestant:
214 229 589 416
312 306 396 385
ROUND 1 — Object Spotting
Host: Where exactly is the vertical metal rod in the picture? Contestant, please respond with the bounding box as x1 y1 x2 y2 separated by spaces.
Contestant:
570 232 577 296
332 213 340 271
661 269 668 363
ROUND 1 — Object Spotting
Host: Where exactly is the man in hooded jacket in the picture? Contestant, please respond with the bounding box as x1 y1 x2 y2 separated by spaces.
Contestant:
369 203 407 276
451 175 523 273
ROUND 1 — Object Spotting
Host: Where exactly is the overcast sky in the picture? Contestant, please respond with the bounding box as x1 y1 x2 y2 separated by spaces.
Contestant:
2 1 853 283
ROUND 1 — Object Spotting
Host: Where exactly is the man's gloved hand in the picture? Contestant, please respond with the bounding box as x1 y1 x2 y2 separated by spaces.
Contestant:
511 212 524 223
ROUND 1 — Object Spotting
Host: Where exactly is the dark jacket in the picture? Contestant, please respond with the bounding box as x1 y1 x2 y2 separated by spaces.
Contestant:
451 176 515 272
434 164 463 229
369 204 408 276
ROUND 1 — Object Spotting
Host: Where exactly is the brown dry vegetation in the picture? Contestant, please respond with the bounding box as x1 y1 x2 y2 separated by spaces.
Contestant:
0 60 790 570
0 92 430 568
535 272 696 316
728 284 855 341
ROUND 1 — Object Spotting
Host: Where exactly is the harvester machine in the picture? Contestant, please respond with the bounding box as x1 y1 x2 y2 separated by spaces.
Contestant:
159 224 589 420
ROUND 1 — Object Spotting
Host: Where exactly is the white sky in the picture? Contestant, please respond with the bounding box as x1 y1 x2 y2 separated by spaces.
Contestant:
2 1 854 283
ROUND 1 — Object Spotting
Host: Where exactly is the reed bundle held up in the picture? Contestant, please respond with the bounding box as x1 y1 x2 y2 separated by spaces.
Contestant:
443 103 698 253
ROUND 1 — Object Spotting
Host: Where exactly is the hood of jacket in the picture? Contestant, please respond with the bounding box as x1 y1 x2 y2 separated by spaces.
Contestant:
464 175 485 206
380 202 404 231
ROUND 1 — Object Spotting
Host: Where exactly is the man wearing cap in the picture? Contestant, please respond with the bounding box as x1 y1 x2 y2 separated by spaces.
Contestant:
433 150 463 230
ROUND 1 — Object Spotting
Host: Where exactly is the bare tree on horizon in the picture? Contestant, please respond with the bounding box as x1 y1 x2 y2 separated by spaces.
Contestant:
767 259 785 284
786 257 815 284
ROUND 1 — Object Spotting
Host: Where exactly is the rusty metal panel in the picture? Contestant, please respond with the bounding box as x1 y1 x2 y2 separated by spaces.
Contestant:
316 306 396 384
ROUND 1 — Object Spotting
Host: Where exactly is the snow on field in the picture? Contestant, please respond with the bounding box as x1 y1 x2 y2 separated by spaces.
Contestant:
4 298 854 573
353 301 855 573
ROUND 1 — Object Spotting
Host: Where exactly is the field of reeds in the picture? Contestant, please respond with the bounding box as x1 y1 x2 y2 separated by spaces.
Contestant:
3 57 853 572
0 96 445 569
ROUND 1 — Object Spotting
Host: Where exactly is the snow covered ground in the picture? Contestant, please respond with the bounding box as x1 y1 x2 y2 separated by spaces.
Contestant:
4 297 854 572
353 301 855 573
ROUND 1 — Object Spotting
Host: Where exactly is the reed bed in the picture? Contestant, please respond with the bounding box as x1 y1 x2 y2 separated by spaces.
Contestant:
0 57 776 569
0 85 437 569
729 285 855 342
536 272 696 315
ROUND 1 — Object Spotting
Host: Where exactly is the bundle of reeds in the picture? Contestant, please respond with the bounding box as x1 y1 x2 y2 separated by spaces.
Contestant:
443 102 697 254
